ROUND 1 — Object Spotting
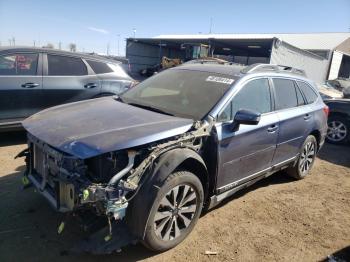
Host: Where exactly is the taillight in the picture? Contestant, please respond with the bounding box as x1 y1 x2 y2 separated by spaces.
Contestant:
323 106 329 117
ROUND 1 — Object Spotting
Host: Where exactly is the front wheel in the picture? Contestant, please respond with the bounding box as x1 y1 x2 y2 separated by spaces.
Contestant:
287 135 317 179
142 171 204 251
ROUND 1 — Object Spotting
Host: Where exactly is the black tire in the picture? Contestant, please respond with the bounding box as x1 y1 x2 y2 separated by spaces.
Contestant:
286 135 317 180
326 115 349 145
142 171 204 252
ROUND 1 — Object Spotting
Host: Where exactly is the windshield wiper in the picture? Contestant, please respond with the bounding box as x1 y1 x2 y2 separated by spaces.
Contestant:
127 103 174 116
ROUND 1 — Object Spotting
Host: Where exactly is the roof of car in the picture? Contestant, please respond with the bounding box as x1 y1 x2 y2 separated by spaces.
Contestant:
0 46 121 64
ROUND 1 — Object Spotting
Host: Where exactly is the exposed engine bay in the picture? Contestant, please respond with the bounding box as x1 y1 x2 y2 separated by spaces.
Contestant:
18 120 212 253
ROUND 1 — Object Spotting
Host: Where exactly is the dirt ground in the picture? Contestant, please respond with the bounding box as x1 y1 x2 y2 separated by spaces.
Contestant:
0 131 349 262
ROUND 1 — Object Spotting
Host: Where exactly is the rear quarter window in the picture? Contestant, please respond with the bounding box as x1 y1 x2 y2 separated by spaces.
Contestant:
86 60 113 74
108 63 130 78
297 81 318 104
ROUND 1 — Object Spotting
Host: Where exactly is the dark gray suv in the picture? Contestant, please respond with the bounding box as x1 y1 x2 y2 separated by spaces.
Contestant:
18 63 328 253
0 47 135 131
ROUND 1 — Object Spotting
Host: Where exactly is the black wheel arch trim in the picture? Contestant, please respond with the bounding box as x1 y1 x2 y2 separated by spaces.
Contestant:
125 147 208 240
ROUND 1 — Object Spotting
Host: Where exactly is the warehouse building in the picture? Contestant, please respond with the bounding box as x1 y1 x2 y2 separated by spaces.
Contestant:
126 32 350 83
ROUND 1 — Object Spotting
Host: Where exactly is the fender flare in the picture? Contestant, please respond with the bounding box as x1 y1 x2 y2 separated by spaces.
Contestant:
125 147 208 239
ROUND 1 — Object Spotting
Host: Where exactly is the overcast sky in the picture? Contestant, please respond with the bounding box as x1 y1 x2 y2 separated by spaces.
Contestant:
0 0 349 55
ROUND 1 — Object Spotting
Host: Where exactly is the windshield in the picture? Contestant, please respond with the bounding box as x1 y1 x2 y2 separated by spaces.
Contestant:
121 69 236 119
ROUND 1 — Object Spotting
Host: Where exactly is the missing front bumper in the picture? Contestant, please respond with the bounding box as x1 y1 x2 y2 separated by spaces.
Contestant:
72 220 137 255
27 171 76 212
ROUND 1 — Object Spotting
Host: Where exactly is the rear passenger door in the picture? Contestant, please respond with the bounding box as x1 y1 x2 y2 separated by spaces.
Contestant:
271 78 313 165
0 52 43 121
42 54 101 109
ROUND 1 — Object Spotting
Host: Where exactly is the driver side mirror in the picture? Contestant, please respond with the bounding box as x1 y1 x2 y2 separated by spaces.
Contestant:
230 109 261 131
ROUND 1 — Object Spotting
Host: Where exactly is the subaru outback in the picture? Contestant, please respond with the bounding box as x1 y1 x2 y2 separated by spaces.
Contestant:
18 63 328 253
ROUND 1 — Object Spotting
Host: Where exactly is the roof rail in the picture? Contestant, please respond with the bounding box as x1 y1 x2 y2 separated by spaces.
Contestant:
241 63 306 76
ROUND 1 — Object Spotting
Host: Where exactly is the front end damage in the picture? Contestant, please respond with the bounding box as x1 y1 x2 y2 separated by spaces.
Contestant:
18 120 212 254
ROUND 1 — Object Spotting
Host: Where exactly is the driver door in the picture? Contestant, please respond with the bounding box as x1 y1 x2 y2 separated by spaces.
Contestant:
215 78 279 190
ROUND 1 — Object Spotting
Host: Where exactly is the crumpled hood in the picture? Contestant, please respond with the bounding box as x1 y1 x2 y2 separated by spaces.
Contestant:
23 97 193 159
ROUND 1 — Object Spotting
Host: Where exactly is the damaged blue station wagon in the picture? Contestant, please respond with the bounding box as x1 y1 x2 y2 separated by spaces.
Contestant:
19 63 328 253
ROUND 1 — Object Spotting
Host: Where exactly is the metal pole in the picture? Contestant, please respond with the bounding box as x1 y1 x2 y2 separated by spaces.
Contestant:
117 34 120 56
209 17 213 34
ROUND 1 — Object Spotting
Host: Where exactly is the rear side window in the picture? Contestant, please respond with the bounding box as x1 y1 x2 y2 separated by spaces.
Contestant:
297 81 318 104
0 53 38 75
48 55 87 76
273 79 298 110
218 78 271 121
86 60 113 74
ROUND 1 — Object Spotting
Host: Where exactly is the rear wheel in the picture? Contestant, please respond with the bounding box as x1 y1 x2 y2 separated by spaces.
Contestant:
287 135 317 179
326 116 349 145
142 171 204 251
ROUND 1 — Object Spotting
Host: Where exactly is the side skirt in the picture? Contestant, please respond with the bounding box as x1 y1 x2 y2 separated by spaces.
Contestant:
208 155 298 210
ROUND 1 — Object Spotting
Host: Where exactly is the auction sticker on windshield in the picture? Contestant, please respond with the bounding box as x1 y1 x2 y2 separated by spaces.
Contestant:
206 76 235 85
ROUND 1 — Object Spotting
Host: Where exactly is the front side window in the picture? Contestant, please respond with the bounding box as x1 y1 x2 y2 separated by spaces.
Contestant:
48 55 87 76
273 78 298 110
121 69 236 119
218 78 272 121
297 81 318 104
0 53 38 75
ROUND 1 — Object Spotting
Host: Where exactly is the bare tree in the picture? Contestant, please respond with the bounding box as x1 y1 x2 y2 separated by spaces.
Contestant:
69 43 77 52
43 43 54 49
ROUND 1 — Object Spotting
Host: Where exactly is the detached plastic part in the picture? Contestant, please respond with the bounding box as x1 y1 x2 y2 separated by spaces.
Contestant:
72 221 136 255
58 222 65 234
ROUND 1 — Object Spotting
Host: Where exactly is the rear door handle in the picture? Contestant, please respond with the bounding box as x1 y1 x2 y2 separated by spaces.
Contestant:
21 83 39 88
84 83 97 89
304 114 312 120
267 124 278 133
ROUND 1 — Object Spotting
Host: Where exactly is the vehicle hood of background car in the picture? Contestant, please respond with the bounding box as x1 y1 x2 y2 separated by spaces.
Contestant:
22 97 194 159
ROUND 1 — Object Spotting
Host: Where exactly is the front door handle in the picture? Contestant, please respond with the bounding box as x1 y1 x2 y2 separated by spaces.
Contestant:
267 124 278 133
304 114 312 120
21 82 39 88
84 83 97 89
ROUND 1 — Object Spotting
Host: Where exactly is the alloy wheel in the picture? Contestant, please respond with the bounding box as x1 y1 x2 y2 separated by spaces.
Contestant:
153 184 198 241
327 120 347 142
299 141 316 174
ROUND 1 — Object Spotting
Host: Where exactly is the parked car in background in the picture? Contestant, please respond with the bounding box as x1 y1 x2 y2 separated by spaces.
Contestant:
317 83 343 99
324 98 350 144
19 63 328 253
326 78 350 98
0 47 135 131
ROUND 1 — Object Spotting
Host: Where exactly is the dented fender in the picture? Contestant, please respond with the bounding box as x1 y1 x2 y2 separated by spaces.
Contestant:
126 147 208 239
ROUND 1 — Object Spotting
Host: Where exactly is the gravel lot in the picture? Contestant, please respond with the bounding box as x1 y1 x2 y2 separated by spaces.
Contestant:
0 131 349 262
